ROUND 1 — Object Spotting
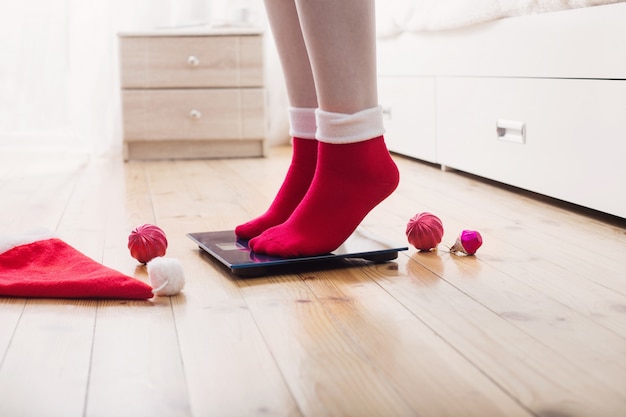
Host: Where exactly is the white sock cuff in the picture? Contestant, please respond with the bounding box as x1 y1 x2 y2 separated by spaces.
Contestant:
288 107 317 140
316 105 385 144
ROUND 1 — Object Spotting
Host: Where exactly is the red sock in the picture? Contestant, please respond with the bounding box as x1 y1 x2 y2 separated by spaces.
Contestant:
235 137 318 240
249 135 399 256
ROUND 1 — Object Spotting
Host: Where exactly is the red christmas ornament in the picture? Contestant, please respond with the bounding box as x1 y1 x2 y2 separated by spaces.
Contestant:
128 224 168 264
405 212 444 251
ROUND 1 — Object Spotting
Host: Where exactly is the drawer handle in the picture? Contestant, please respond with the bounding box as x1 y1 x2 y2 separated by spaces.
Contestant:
189 109 202 119
496 119 525 144
187 55 200 67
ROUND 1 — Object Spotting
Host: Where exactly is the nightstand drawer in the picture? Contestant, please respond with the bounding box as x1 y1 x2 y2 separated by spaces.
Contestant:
119 35 263 88
122 88 265 141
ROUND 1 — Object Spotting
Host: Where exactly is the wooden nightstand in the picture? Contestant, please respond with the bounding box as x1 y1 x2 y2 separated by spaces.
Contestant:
118 28 266 160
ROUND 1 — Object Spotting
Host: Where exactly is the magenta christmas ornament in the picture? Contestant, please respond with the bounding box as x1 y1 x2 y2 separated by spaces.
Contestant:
128 224 168 264
405 212 444 251
450 230 483 255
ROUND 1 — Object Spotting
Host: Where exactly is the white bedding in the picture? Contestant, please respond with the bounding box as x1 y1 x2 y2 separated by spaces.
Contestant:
376 0 626 36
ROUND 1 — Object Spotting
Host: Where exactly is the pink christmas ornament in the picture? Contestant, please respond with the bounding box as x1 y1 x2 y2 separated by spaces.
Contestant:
128 224 168 264
450 230 483 255
405 212 444 251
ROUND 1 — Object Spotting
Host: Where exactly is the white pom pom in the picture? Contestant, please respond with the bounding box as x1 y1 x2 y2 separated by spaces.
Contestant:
147 257 185 296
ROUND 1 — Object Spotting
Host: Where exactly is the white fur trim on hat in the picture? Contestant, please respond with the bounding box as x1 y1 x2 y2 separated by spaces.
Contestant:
316 105 385 144
0 228 58 256
147 257 185 296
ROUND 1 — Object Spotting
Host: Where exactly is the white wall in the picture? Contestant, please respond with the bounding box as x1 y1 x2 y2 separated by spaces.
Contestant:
0 0 289 155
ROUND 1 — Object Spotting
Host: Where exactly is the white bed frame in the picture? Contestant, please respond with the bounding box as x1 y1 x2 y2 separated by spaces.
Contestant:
378 2 626 218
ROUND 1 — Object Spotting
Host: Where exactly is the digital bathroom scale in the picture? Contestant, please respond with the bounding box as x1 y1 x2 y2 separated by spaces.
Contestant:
187 228 408 277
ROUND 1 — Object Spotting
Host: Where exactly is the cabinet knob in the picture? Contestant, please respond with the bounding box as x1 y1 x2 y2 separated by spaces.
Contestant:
189 109 202 119
187 55 200 67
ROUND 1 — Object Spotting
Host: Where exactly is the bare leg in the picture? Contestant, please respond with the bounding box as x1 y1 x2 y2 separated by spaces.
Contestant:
264 0 317 108
295 0 378 114
250 0 399 257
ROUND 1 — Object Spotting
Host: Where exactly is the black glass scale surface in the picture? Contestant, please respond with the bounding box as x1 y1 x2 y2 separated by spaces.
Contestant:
187 228 408 277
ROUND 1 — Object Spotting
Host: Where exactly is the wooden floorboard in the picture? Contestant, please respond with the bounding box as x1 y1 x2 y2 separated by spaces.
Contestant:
298 264 533 416
149 160 302 417
0 299 95 417
0 148 625 417
378 254 626 417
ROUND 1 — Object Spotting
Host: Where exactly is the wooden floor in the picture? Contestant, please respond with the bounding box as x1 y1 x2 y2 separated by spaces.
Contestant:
1 146 625 417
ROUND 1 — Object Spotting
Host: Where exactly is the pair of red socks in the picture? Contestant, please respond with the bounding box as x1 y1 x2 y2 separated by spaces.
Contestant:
235 106 399 257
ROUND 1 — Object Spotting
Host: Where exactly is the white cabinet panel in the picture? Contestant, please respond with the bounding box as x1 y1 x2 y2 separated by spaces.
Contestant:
378 76 437 163
377 3 626 80
437 77 626 218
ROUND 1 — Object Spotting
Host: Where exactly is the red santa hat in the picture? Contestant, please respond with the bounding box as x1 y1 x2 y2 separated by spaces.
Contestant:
0 229 153 299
